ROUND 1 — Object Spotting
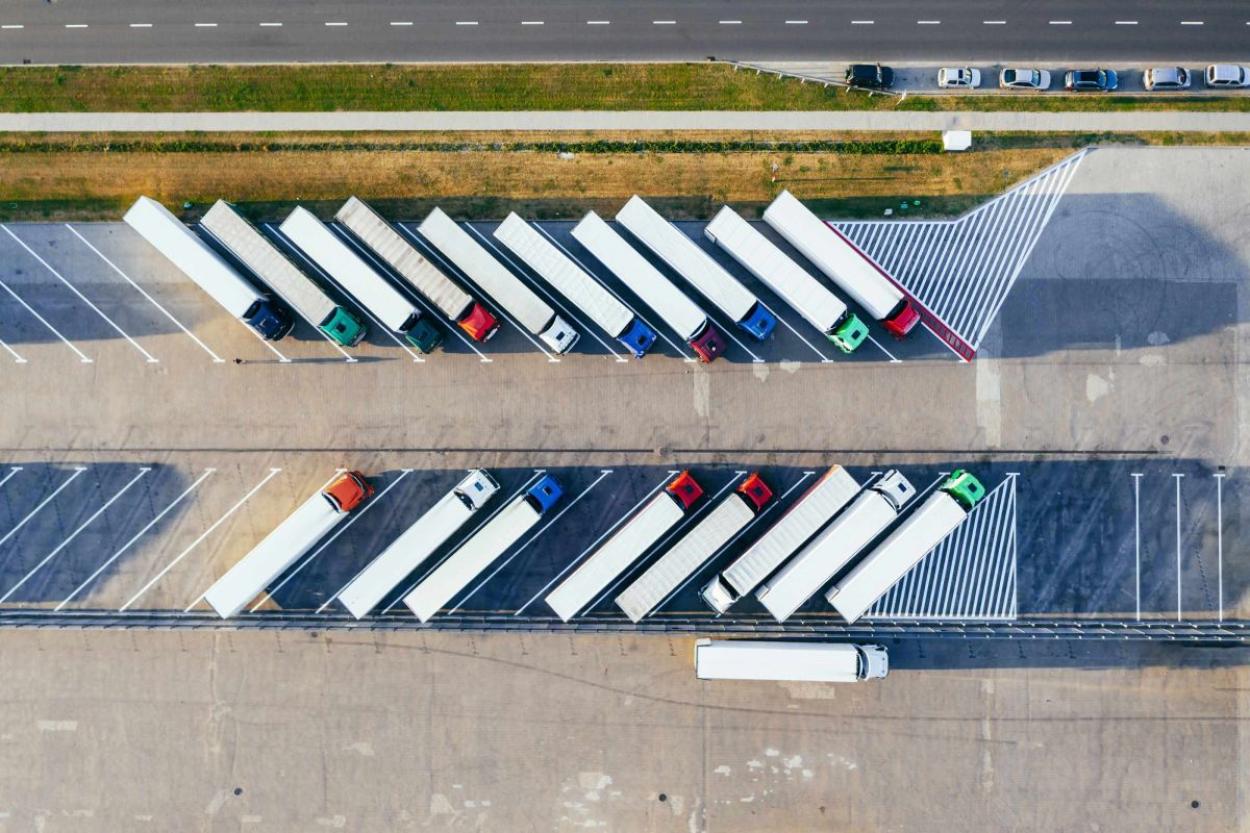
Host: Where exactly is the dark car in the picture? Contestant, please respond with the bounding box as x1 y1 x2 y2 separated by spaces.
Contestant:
845 63 895 90
1064 68 1119 92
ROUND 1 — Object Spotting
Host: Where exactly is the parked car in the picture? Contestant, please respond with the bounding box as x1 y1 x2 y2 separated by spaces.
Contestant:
1065 69 1119 92
999 68 1051 90
845 63 895 90
937 67 981 88
1143 67 1190 91
1205 64 1250 88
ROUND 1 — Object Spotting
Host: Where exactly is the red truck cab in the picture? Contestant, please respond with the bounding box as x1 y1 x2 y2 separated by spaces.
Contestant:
666 471 704 510
322 471 374 513
882 300 921 338
736 473 774 512
458 302 501 342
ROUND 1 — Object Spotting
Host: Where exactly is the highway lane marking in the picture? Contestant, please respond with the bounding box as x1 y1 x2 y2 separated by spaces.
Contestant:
3 225 159 363
851 20 874 25
917 20 941 25
719 20 741 25
785 20 808 25
586 20 610 25
123 467 281 612
1132 472 1142 621
193 23 217 28
56 468 216 611
389 21 413 26
260 22 284 27
0 270 92 363
466 223 627 363
1115 20 1138 25
0 336 26 364
249 469 412 613
449 469 614 615
64 24 88 29
521 21 544 25
1 25 24 30
456 21 479 26
129 23 153 29
383 470 548 615
1214 472 1225 621
67 223 226 363
1180 21 1204 26
0 467 87 553
982 20 1006 25
514 470 678 617
1049 20 1072 25
325 22 349 27
0 468 150 604
653 20 677 25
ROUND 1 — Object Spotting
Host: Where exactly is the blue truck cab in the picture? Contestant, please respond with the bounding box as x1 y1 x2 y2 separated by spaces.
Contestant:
738 302 778 341
525 475 564 514
617 318 659 358
244 298 295 340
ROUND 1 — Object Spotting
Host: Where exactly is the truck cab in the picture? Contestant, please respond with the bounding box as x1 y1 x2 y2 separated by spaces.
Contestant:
541 316 581 354
455 469 500 510
322 307 368 347
873 470 916 511
245 298 295 340
739 303 778 341
458 302 500 342
689 322 727 363
737 473 774 512
942 470 986 510
829 312 869 354
322 471 374 513
526 475 564 513
855 644 889 679
666 471 704 510
618 318 659 358
402 315 445 354
882 299 920 338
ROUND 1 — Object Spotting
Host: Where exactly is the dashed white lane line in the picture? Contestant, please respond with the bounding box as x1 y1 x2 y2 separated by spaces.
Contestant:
851 20 874 25
259 22 283 27
917 20 941 25
785 20 808 25
719 20 742 25
325 21 348 27
1049 20 1072 25
521 20 544 25
586 20 610 25
1116 20 1138 25
194 22 217 28
983 20 1006 25
64 24 88 29
1 24 24 30
1180 20 1204 25
129 23 153 28
456 20 479 26
653 20 676 25
389 21 412 26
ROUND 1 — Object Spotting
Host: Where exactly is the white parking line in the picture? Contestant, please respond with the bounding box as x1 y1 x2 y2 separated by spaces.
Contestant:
1174 473 1183 621
0 468 150 604
1214 472 1225 621
0 336 26 363
384 470 549 615
2 225 159 363
450 469 614 614
120 467 281 612
65 225 226 363
708 313 764 363
261 222 424 362
534 225 693 362
56 468 216 611
466 224 626 362
767 303 834 362
0 467 21 491
0 272 92 363
0 466 88 553
513 470 678 617
250 469 413 612
1131 472 1142 621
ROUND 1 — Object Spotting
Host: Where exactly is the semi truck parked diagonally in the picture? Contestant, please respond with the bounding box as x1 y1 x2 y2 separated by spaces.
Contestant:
826 470 986 623
701 466 861 613
616 473 772 622
571 212 727 363
334 197 500 342
704 205 868 354
203 471 374 618
123 196 292 340
417 208 580 354
403 475 563 622
492 213 658 357
615 195 778 340
336 470 500 619
763 190 920 338
695 639 888 682
278 206 444 353
546 471 703 622
756 470 916 623
200 200 366 347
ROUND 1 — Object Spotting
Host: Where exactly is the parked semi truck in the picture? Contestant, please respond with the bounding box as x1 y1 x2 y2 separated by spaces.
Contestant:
201 200 366 347
695 639 889 682
417 208 579 354
616 474 772 622
546 471 703 621
704 205 868 354
826 470 986 623
123 196 292 340
403 476 563 622
571 212 727 362
756 471 916 623
701 466 860 613
334 197 500 342
337 470 499 619
763 190 920 337
203 471 374 618
278 207 444 352
615 196 777 340
492 213 658 357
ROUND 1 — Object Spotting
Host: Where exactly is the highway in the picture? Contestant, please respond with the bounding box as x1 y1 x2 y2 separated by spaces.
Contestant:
0 1 1247 64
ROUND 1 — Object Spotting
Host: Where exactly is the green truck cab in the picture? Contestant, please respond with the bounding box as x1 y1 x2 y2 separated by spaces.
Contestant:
942 470 986 510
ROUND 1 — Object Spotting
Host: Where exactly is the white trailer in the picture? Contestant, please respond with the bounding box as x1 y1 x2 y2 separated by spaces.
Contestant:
695 639 889 682
546 471 702 622
826 470 985 623
615 196 777 340
615 474 771 622
279 206 443 352
704 205 868 354
763 190 919 337
417 208 579 353
124 196 292 340
203 472 372 618
492 213 658 357
403 476 563 622
571 212 726 362
757 471 916 622
701 466 860 613
334 197 498 341
201 200 366 347
337 470 499 619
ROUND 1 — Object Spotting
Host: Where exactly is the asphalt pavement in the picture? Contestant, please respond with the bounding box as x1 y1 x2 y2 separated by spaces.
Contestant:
0 0 1248 64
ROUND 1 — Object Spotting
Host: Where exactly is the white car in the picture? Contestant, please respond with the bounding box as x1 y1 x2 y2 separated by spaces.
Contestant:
938 67 981 88
999 68 1051 90
1205 64 1250 88
1143 67 1190 91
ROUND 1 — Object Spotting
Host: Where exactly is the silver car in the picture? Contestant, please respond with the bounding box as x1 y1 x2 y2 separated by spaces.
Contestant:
938 67 982 88
1144 67 1190 90
1206 64 1250 88
999 68 1051 90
